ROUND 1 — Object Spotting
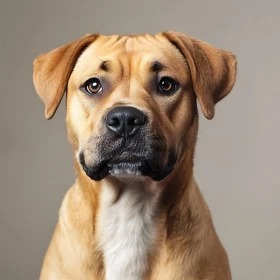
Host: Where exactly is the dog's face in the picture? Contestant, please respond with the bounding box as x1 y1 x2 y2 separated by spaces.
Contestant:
67 35 196 181
33 32 236 182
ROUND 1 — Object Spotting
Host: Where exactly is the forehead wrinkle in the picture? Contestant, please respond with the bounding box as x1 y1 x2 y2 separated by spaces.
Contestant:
117 58 125 78
99 35 121 48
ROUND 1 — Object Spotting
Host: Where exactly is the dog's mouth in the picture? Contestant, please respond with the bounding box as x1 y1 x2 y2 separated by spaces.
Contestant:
108 161 143 177
79 131 177 182
80 152 176 182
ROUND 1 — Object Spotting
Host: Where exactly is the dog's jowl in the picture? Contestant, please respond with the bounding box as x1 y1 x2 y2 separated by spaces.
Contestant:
33 32 237 280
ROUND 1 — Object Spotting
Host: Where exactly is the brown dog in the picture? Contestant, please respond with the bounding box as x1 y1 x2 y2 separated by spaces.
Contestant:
33 32 236 280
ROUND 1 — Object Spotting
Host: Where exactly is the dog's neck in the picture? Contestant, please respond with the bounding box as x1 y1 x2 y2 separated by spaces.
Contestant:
96 178 160 280
75 154 198 280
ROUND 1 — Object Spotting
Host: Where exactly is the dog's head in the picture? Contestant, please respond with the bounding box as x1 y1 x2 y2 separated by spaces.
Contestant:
33 32 236 182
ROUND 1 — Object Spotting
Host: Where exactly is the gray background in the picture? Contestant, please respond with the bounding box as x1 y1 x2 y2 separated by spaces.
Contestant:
0 0 279 279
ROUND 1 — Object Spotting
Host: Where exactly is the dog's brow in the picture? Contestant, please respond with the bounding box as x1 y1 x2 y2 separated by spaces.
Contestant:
99 61 110 72
150 61 165 72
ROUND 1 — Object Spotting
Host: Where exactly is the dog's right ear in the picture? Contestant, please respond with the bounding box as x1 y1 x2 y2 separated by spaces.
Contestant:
33 34 99 119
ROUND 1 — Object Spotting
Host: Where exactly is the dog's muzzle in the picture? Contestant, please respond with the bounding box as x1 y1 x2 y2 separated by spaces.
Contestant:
79 106 177 181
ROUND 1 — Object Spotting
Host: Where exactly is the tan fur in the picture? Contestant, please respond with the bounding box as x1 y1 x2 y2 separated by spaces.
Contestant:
33 32 237 280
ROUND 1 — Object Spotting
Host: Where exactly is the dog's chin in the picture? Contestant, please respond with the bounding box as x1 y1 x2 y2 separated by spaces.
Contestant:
81 158 176 182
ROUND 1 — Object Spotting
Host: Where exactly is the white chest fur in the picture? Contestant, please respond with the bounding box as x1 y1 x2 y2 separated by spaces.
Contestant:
98 181 159 280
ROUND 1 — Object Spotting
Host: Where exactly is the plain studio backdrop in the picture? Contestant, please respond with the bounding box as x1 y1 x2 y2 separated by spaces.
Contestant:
0 0 279 279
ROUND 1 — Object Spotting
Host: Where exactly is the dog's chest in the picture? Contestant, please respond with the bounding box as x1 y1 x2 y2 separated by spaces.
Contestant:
98 183 158 280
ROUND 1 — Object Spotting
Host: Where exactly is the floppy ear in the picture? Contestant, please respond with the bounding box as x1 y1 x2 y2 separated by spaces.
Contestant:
33 34 99 119
163 32 237 119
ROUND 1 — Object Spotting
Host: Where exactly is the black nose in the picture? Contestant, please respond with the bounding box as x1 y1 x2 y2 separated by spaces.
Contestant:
106 106 146 138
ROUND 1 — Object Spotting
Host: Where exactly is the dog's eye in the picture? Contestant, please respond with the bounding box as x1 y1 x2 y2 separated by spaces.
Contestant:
82 78 102 95
157 77 179 94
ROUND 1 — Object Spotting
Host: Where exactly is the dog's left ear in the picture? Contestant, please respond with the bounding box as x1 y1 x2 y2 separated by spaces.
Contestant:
33 34 99 119
163 32 237 119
